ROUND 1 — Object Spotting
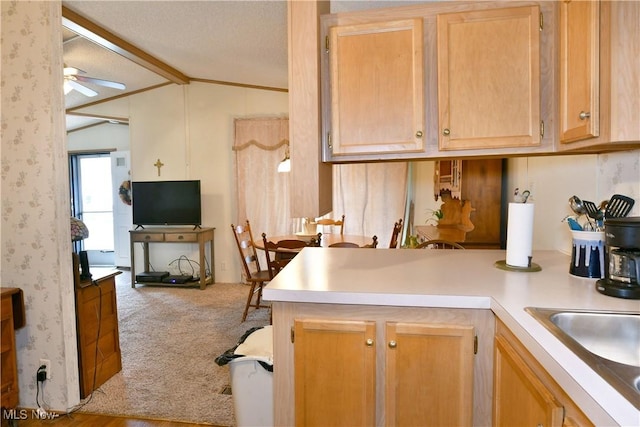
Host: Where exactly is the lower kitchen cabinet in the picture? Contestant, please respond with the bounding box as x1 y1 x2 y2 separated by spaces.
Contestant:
294 319 376 426
494 320 595 427
385 321 475 426
273 302 494 426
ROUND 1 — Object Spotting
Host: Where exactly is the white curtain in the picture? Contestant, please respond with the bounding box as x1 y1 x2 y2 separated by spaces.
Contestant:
233 117 291 239
332 162 409 248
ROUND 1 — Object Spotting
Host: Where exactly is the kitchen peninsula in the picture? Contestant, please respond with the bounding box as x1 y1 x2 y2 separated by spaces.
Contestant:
263 248 639 426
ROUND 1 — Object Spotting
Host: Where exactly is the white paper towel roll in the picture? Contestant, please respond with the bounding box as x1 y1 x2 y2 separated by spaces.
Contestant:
506 203 535 267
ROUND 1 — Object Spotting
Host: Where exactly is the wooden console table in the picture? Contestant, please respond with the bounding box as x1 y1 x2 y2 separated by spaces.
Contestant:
129 227 215 290
1 287 25 410
75 267 122 399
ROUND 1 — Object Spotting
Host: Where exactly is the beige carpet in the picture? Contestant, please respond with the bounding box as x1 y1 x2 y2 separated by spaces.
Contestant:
78 271 271 426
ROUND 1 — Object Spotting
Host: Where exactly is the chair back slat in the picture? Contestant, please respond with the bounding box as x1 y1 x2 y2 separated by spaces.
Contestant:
317 214 345 235
389 218 403 249
231 220 263 280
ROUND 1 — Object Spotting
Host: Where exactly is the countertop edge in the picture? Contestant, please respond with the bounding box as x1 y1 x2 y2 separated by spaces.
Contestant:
262 249 640 426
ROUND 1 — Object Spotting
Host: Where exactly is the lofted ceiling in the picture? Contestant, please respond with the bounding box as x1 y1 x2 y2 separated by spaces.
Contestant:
63 0 289 131
62 1 419 132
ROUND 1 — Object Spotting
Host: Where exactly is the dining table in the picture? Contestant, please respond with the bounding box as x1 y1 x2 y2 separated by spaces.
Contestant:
255 233 375 252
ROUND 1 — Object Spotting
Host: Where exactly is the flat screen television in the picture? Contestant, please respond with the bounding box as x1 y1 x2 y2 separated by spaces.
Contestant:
132 180 202 227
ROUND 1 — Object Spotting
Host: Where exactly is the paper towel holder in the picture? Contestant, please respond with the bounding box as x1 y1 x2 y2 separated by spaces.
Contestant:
494 259 542 272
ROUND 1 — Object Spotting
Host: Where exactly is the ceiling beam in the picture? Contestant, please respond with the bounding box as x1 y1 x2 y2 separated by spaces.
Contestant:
66 112 129 124
62 6 190 85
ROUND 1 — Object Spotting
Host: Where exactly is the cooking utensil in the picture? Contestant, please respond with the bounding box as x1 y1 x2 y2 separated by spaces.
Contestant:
567 217 582 230
569 196 595 230
583 200 599 218
583 200 603 230
605 194 635 218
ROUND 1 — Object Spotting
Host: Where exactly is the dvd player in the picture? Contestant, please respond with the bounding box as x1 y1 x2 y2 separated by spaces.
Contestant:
135 271 169 282
162 275 193 284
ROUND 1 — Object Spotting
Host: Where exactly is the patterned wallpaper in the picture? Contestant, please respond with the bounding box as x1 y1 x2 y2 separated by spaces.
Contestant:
1 0 80 411
598 151 640 214
1 0 639 417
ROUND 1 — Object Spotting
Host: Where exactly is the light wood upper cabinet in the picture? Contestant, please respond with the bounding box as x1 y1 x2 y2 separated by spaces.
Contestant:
326 19 424 156
559 1 640 151
436 6 541 150
559 0 600 143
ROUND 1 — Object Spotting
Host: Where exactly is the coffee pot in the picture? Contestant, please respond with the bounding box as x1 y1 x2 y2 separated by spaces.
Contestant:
596 217 640 299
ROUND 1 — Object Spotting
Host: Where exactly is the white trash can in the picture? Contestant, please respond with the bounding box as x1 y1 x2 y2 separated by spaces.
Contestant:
228 325 273 427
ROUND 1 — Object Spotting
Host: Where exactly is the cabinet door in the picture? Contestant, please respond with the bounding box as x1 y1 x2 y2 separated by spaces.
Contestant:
294 318 376 427
386 322 475 427
437 6 541 150
328 19 424 156
1 295 19 408
560 0 600 143
493 335 563 427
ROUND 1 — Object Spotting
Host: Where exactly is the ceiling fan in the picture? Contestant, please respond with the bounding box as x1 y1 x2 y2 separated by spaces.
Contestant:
63 66 126 97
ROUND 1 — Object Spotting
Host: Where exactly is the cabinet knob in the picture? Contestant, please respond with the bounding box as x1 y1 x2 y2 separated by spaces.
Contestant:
388 340 397 349
579 111 591 120
365 338 374 347
443 128 450 136
415 130 423 138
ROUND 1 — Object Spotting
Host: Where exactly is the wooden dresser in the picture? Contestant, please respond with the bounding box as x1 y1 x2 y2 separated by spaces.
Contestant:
1 287 25 410
74 264 122 398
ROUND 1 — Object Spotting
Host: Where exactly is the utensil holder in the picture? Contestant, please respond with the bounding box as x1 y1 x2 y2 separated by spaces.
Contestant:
570 231 605 278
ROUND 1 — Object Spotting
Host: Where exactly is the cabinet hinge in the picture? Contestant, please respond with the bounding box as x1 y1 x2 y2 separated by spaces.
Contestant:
539 12 543 31
325 35 330 53
474 335 478 355
291 326 295 343
540 120 545 139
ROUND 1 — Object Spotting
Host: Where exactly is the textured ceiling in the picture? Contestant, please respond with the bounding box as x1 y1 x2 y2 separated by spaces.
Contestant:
63 0 288 130
62 0 419 131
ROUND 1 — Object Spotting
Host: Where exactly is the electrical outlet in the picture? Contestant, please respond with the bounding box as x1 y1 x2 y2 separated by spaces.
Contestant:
39 358 51 380
221 262 227 271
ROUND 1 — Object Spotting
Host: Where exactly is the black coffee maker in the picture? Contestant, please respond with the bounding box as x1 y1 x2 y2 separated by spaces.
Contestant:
596 217 640 299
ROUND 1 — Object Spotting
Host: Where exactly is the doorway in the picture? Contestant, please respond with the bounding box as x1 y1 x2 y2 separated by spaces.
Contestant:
69 153 115 266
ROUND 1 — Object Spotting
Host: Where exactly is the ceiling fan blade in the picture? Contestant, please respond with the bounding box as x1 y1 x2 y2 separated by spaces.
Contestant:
63 66 85 76
67 79 98 97
74 75 126 91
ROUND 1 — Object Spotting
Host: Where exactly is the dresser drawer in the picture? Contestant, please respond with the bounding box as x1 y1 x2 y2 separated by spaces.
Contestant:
164 233 198 243
132 233 165 242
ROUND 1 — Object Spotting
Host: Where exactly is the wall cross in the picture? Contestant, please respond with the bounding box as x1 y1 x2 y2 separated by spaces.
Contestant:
154 159 164 176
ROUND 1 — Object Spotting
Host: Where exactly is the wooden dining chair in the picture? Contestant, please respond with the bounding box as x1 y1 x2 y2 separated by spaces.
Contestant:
317 214 345 235
329 235 378 248
264 234 308 263
415 239 465 249
389 218 403 248
261 233 307 278
231 221 272 322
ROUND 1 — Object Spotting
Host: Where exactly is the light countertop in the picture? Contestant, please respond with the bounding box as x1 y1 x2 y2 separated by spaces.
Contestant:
263 248 640 426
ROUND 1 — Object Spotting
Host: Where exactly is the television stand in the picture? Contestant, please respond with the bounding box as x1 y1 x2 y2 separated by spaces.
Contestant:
129 227 215 290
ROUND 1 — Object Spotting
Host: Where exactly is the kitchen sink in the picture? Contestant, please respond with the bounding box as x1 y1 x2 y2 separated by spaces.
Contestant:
526 307 640 409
